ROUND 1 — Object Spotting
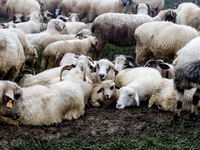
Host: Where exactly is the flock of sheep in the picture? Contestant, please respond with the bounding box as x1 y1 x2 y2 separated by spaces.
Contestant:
0 0 200 127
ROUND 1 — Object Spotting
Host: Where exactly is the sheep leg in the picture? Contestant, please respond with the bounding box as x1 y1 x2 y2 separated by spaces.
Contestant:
173 90 184 120
136 47 152 66
190 89 200 121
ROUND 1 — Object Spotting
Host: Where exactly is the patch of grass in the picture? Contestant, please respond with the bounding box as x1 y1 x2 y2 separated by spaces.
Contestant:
10 119 200 150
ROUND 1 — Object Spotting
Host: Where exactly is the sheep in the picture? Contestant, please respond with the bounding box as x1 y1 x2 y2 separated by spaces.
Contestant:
56 15 69 22
144 59 174 79
12 14 26 24
91 59 117 83
15 11 43 34
60 0 93 23
127 3 151 16
116 67 163 110
176 2 200 30
42 10 53 23
173 36 200 120
0 80 23 120
68 13 80 22
0 30 25 81
53 9 61 19
89 0 130 22
26 19 67 51
148 79 200 113
112 55 140 72
131 0 164 15
90 80 120 107
6 0 41 20
0 66 92 126
0 22 16 29
40 36 98 71
64 22 86 34
91 9 177 60
134 21 198 66
0 0 8 18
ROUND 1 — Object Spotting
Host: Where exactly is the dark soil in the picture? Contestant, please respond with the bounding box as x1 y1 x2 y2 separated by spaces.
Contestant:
0 102 191 149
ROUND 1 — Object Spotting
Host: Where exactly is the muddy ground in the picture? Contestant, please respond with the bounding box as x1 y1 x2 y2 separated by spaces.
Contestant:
0 101 192 150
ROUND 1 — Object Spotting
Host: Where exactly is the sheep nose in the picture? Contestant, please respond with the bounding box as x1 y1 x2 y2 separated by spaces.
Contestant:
99 74 105 78
106 94 109 98
117 104 122 108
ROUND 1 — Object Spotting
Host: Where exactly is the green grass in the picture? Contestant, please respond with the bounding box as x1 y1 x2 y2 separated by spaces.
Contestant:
9 119 200 150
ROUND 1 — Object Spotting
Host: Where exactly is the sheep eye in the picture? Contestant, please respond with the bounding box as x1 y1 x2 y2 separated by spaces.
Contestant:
102 88 104 91
110 86 114 90
129 94 132 97
15 93 20 100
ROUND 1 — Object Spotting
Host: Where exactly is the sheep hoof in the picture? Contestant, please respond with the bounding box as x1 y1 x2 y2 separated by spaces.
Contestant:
188 113 198 121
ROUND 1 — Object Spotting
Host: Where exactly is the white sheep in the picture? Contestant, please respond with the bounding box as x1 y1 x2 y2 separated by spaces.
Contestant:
176 2 200 30
40 36 98 71
90 80 120 107
68 13 80 22
12 13 26 24
0 66 92 126
0 30 25 81
0 80 23 120
131 0 164 15
148 79 200 112
60 0 93 23
64 22 86 34
26 19 67 50
127 3 151 16
6 0 41 20
173 36 200 120
15 11 43 34
134 21 198 66
91 9 177 60
144 59 174 79
89 0 130 22
91 59 117 83
116 67 163 110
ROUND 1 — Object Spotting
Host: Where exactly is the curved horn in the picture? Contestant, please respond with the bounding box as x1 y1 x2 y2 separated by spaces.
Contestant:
55 51 66 62
33 45 40 53
86 56 94 64
59 65 73 81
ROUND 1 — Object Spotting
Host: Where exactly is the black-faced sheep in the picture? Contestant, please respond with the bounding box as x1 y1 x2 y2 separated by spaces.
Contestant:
91 9 176 60
89 0 130 22
135 21 198 66
0 81 23 120
173 36 200 120
176 2 200 30
116 67 163 110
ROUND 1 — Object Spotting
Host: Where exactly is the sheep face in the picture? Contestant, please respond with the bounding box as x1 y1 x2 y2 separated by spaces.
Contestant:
0 81 23 120
121 0 129 7
42 11 53 22
68 13 79 22
95 59 115 82
13 14 26 24
88 37 98 51
25 45 38 67
98 80 116 99
116 87 139 110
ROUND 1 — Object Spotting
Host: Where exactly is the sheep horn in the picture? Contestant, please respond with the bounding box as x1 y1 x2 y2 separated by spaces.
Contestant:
86 56 94 64
55 51 66 62
34 45 40 53
59 65 73 81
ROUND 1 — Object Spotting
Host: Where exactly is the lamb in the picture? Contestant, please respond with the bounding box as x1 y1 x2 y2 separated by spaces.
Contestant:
90 80 120 107
112 55 140 72
12 14 26 24
6 0 41 20
60 0 93 23
116 67 163 110
89 0 130 22
68 13 80 22
173 36 200 120
91 9 177 60
0 80 23 120
15 11 43 34
0 30 25 81
131 0 164 15
91 59 117 83
26 19 67 51
0 66 92 126
144 59 174 79
40 36 98 71
134 21 198 66
148 79 199 112
176 2 200 30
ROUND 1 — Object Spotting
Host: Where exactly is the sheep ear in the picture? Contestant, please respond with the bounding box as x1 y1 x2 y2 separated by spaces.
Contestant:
91 68 96 73
158 63 170 70
135 92 140 106
97 88 102 93
115 85 120 89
